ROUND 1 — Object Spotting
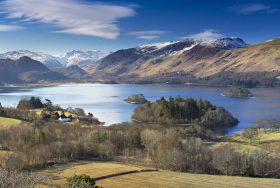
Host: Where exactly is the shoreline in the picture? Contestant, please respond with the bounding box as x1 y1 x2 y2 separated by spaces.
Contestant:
1 81 280 89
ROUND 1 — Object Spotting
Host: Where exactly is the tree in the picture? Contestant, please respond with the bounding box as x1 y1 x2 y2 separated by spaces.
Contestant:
201 107 238 129
0 102 4 116
242 127 259 143
17 97 44 109
65 174 95 188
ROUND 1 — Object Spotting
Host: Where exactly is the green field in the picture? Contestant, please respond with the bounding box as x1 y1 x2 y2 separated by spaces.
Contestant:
0 117 22 128
37 161 280 188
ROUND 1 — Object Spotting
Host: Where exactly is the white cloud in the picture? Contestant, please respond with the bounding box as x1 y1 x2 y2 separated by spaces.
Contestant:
231 4 277 14
128 30 166 40
187 30 225 41
0 0 135 39
137 35 160 40
0 24 22 31
128 30 166 36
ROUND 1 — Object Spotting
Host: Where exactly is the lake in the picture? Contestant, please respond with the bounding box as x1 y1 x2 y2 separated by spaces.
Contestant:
0 84 279 135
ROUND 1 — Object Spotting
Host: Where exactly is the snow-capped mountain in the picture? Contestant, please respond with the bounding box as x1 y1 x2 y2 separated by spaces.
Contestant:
0 50 111 69
199 37 248 50
58 50 111 67
85 36 250 80
0 50 63 69
137 37 247 55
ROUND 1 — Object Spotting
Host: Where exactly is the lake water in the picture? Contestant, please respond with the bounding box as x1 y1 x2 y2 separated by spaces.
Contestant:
0 84 279 135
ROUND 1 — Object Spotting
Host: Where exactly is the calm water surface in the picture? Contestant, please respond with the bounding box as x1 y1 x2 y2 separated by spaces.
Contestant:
0 84 279 135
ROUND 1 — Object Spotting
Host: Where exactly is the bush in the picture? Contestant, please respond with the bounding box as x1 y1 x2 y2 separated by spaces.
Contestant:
65 174 95 188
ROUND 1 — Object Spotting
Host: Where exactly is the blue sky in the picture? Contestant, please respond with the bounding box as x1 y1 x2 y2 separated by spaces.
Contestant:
0 0 279 54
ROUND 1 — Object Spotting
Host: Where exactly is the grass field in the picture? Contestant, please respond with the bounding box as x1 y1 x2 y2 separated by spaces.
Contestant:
37 161 280 188
0 117 22 128
258 132 280 142
210 142 262 154
232 131 280 144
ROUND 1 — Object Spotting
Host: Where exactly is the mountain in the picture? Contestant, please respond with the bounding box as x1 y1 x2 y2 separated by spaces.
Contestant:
0 50 63 69
55 65 90 79
0 56 67 84
85 37 280 87
0 50 110 70
58 50 111 67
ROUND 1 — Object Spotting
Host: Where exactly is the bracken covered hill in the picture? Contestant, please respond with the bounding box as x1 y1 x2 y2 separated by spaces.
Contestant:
86 38 280 87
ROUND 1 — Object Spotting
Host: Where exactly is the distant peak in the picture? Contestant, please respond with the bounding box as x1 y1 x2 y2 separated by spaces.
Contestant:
17 56 32 61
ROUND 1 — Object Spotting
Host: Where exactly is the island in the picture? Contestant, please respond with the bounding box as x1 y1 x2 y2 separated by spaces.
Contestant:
132 97 239 129
223 86 254 98
124 94 148 104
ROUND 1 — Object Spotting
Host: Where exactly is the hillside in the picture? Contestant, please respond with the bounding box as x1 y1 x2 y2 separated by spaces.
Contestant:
54 65 90 79
0 56 67 84
86 38 280 87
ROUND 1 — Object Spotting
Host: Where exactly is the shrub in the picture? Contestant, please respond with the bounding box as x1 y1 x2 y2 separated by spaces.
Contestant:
65 174 95 188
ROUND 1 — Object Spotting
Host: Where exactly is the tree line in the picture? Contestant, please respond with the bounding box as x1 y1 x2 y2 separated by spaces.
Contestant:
0 121 280 178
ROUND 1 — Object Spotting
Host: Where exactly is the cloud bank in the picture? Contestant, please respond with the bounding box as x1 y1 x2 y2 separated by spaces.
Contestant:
0 0 136 39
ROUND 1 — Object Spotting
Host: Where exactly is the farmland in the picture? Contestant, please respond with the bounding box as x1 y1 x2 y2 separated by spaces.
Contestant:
37 161 280 188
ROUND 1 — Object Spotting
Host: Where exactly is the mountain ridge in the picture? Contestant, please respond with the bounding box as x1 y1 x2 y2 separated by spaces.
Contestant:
0 56 67 84
85 37 280 87
0 50 110 69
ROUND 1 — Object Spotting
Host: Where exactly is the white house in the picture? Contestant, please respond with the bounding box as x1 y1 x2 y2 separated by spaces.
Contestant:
58 117 71 122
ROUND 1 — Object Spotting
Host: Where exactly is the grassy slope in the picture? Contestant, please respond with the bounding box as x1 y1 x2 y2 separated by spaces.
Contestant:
0 117 22 128
37 161 280 188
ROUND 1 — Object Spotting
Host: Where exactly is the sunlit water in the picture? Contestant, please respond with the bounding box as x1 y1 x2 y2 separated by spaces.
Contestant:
0 84 279 135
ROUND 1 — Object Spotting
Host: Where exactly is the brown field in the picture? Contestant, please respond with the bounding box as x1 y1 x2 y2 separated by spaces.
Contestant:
37 161 280 188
